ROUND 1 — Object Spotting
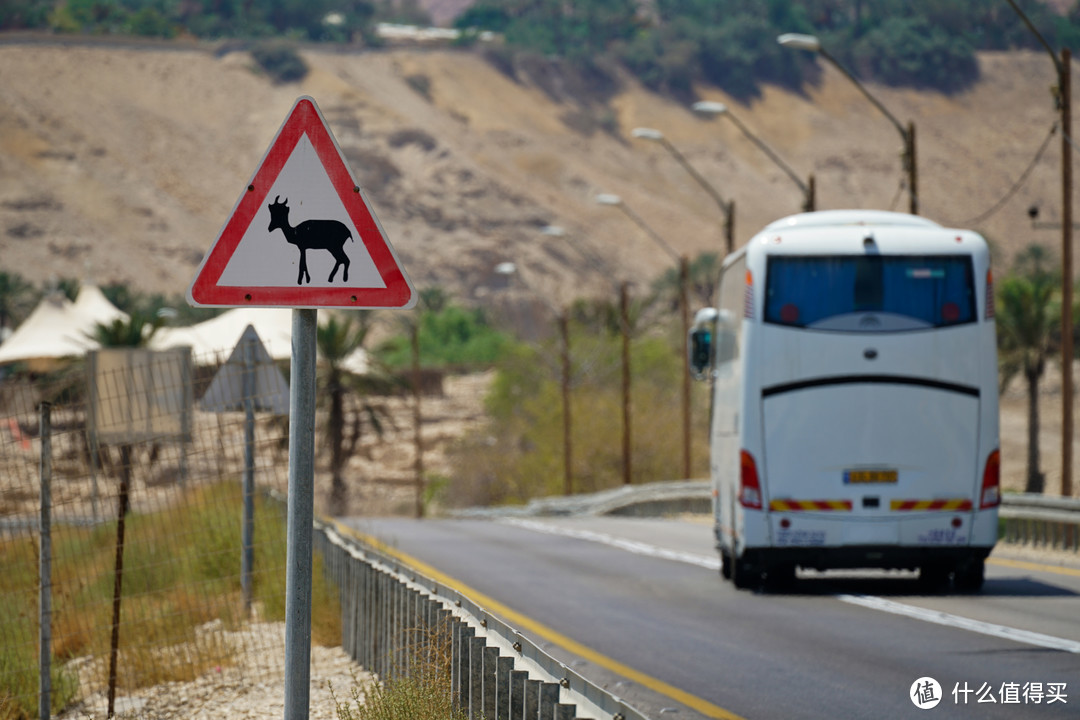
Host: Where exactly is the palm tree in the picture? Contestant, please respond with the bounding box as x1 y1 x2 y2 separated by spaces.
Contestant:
997 247 1059 494
317 312 392 515
89 310 162 348
0 271 38 340
650 251 720 310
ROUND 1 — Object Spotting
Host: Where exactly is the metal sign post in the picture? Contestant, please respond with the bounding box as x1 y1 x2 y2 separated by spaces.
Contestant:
284 308 318 719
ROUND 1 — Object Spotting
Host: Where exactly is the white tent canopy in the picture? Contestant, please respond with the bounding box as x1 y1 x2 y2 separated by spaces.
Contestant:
151 308 295 362
0 286 128 371
72 284 128 326
151 307 370 372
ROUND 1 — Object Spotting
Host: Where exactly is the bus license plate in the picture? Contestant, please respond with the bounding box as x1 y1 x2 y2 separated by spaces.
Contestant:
844 469 898 484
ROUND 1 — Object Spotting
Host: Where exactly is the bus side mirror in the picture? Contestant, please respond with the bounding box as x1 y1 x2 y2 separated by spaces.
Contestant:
689 307 719 380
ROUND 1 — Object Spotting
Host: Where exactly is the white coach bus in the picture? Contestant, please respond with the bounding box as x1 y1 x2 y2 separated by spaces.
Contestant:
689 210 1000 591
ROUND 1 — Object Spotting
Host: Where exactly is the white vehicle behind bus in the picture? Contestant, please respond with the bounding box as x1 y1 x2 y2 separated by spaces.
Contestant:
689 210 1000 591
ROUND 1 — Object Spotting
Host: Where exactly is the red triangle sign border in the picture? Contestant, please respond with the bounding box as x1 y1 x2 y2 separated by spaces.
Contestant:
187 96 415 309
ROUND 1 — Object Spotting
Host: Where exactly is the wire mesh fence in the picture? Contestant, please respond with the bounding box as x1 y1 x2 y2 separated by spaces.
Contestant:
0 341 358 719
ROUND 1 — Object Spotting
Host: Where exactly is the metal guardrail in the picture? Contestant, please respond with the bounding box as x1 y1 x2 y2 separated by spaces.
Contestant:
455 481 1080 555
315 519 651 720
999 493 1080 552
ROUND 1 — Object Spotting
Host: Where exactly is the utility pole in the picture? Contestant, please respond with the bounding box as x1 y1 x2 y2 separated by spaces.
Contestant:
620 282 632 485
1062 48 1073 497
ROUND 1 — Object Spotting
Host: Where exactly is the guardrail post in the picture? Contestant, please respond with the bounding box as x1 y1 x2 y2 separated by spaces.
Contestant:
555 704 577 720
382 569 395 677
469 636 486 719
454 623 474 715
348 559 359 661
538 682 560 720
525 679 542 720
482 646 499 720
509 670 528 720
496 655 514 719
366 565 378 671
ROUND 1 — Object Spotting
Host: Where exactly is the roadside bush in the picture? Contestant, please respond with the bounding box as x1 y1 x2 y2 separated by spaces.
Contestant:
378 304 508 370
448 329 710 506
250 40 309 84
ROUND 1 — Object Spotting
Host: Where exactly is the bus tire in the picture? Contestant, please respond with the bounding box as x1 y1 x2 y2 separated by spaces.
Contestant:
954 559 985 593
731 555 759 590
764 563 796 591
918 562 951 592
720 550 732 580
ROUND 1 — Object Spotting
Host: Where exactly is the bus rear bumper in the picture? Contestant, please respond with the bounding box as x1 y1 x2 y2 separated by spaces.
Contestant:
741 544 994 573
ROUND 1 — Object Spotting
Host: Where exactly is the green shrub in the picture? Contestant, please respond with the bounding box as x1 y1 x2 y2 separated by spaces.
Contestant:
251 41 309 84
379 305 508 370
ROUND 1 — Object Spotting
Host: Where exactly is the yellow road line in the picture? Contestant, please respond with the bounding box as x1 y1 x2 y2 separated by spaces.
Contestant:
989 556 1080 578
334 522 746 720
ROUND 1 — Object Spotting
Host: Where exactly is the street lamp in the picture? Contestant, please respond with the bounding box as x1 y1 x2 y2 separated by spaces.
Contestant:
496 261 575 496
628 128 736 254
778 32 918 215
690 101 816 212
595 192 693 483
1006 0 1074 497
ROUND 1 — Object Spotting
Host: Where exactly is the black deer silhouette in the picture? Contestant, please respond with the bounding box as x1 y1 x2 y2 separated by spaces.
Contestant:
267 196 352 285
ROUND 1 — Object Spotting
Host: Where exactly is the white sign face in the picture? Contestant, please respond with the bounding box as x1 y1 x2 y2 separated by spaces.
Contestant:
217 133 386 290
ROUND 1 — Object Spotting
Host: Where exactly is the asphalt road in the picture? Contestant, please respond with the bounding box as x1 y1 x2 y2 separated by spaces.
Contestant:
341 515 1080 720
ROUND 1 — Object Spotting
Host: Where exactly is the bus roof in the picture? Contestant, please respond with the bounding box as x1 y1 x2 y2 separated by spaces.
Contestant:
763 210 942 232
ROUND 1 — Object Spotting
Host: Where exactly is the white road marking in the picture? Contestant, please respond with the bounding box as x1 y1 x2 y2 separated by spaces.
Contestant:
501 518 721 570
503 517 1080 654
837 594 1080 653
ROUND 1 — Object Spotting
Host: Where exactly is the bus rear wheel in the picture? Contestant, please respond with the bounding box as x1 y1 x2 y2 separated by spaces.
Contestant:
954 559 985 592
730 554 760 590
918 562 951 592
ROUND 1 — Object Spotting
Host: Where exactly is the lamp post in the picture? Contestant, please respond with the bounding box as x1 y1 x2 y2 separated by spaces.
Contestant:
1006 0 1073 498
689 101 816 212
778 32 917 215
596 192 692 482
495 262 575 496
629 127 736 254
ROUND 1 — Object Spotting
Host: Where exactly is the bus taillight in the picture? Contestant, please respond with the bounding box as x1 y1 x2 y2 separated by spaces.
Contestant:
985 269 995 320
980 449 1001 509
740 450 763 509
744 270 754 320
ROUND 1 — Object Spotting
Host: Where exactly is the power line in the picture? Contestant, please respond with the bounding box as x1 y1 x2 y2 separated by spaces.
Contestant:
950 122 1058 227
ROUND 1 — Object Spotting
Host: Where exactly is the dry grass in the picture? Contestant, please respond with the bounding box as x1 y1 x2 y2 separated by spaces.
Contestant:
0 481 342 719
330 625 465 720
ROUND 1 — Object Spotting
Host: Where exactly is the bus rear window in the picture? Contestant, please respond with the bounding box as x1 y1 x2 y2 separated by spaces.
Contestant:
764 255 976 332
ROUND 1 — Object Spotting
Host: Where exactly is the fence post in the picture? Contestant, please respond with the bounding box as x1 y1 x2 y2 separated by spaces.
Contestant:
241 335 256 617
106 442 133 718
38 402 52 720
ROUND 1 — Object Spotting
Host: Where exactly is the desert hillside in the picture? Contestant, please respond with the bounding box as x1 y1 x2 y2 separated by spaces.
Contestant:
1 37 1077 496
0 38 1072 313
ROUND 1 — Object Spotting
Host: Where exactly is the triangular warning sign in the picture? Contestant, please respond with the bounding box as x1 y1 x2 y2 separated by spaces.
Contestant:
187 96 415 309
